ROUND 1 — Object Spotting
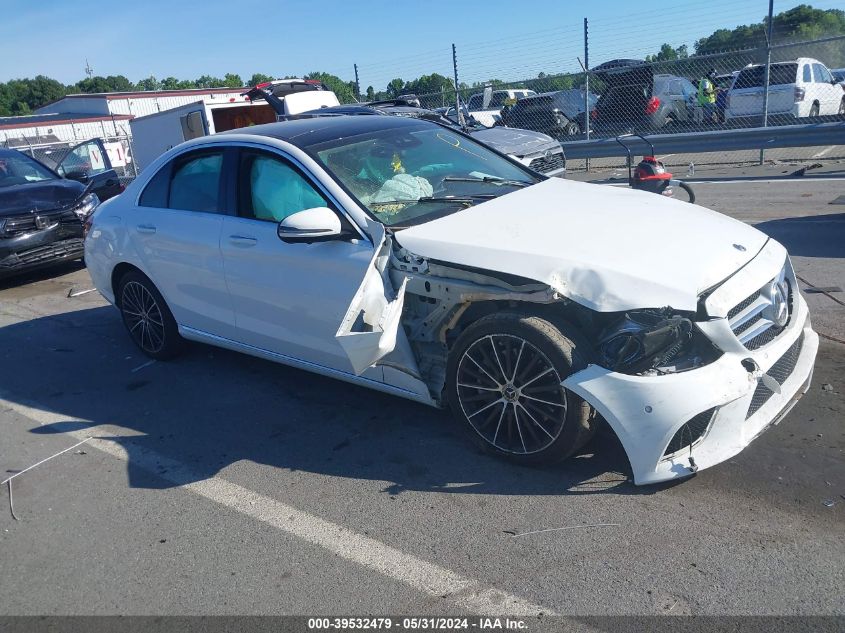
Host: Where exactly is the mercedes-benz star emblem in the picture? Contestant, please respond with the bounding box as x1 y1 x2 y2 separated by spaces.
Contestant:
771 278 790 327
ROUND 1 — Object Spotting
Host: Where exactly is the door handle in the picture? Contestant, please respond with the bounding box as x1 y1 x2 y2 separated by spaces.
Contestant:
136 224 156 234
228 235 257 247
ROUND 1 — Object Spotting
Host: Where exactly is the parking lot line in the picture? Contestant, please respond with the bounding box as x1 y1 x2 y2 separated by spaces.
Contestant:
1 394 555 617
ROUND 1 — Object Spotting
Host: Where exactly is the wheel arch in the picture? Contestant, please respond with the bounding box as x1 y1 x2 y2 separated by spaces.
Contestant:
111 262 147 308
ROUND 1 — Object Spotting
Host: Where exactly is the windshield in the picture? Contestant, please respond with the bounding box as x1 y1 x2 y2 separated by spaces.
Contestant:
0 152 57 188
306 123 540 227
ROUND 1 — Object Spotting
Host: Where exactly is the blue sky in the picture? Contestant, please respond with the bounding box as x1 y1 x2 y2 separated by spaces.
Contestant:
2 0 843 90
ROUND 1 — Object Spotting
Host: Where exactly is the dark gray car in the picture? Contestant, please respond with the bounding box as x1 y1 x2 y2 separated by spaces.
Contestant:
592 59 696 133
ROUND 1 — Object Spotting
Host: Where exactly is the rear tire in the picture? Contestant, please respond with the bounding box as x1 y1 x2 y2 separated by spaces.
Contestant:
446 312 596 466
117 270 185 360
838 99 845 116
564 122 580 136
809 103 820 118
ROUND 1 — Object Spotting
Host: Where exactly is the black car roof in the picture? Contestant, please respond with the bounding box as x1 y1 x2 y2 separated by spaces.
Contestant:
222 113 438 147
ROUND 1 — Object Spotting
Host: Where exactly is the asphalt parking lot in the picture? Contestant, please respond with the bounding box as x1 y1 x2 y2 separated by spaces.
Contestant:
1 175 843 619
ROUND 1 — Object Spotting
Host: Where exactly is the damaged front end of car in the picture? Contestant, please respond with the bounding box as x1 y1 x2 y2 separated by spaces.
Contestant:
334 230 818 486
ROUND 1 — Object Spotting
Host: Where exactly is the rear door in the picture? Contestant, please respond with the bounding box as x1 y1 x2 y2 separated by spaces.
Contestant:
56 139 122 200
129 147 235 337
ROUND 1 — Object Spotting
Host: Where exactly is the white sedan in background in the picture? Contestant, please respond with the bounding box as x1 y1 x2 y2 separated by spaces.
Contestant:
84 115 818 485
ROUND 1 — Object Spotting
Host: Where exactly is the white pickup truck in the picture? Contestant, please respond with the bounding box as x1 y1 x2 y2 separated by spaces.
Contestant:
467 87 536 127
129 80 340 171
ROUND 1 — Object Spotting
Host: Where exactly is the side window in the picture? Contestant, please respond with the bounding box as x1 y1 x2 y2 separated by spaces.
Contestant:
803 65 812 82
138 162 172 208
238 151 329 223
57 141 107 178
818 65 833 83
490 92 508 108
168 152 224 213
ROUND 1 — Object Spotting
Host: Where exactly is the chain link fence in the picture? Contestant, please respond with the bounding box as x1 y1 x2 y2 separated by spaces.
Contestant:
411 34 844 136
3 134 140 185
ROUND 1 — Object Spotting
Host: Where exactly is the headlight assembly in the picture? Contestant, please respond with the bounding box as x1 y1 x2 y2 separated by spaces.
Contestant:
73 193 100 219
598 309 721 375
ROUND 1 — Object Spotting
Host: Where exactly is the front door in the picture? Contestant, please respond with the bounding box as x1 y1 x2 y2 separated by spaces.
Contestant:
219 148 381 374
56 138 122 201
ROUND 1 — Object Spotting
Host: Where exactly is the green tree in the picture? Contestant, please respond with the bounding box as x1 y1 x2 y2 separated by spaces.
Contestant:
136 75 161 91
365 85 375 100
695 5 845 53
386 77 405 97
75 75 134 93
160 77 196 90
304 71 357 103
194 75 224 88
248 73 274 86
223 73 244 88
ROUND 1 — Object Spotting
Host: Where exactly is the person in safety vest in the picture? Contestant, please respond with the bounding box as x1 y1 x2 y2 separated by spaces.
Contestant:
698 68 717 123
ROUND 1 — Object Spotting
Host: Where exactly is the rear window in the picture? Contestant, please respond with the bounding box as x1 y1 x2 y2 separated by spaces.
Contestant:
733 63 797 89
512 96 554 114
553 91 595 113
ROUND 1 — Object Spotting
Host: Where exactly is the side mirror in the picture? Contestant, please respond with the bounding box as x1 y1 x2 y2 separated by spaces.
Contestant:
277 206 343 243
64 169 90 183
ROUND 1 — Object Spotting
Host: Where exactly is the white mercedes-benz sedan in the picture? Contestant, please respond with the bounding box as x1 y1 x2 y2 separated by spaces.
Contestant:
84 115 818 485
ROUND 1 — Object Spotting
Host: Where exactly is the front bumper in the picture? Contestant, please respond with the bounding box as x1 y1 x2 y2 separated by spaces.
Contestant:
0 234 84 277
563 245 818 485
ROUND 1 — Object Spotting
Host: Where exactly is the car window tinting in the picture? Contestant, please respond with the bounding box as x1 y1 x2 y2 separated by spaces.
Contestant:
734 63 797 89
138 162 171 208
803 65 812 82
168 152 224 213
238 152 328 222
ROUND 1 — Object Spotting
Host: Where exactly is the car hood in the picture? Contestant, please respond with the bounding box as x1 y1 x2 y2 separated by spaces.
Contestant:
469 127 560 157
394 178 769 312
0 179 85 217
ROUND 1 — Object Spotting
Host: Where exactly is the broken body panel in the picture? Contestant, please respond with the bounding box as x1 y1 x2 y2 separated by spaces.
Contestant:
334 180 816 485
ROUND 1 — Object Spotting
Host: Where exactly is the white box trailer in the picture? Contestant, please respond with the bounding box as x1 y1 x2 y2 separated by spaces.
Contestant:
129 90 340 172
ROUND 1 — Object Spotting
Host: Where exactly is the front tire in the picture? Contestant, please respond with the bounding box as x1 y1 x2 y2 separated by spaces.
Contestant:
117 271 184 360
446 312 595 465
809 103 820 118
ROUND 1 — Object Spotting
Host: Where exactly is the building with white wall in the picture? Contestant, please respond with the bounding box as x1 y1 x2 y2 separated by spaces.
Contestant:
2 87 249 147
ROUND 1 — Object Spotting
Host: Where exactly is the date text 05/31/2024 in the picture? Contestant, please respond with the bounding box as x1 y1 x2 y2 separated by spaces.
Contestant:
307 617 529 630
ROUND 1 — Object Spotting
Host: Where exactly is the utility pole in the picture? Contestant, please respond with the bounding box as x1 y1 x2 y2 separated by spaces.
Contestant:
353 64 361 102
453 43 466 128
583 17 590 172
759 0 774 164
85 59 93 78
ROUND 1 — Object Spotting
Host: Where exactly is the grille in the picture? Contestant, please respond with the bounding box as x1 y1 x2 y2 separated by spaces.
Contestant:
726 266 791 350
529 152 565 174
728 289 763 320
663 408 715 457
1 210 77 236
746 332 805 419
